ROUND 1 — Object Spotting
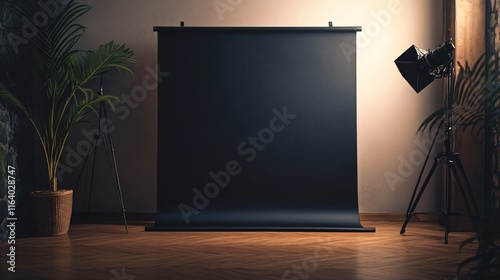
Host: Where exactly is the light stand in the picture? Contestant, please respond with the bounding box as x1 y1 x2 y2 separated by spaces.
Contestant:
395 41 479 244
76 75 128 233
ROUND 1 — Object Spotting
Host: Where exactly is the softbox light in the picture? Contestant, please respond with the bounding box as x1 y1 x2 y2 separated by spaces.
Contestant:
395 41 455 93
395 45 435 93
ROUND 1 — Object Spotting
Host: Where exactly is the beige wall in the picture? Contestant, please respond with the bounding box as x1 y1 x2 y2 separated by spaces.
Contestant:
57 0 447 214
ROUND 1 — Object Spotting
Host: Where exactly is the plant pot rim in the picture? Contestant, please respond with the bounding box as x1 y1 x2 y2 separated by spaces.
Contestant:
31 189 73 196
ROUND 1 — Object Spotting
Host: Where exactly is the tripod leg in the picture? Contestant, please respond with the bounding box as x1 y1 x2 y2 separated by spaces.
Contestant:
442 155 478 244
101 106 128 233
106 130 128 233
74 132 99 210
444 160 452 244
402 157 431 232
450 159 479 232
87 102 108 213
453 157 480 218
87 134 100 212
401 157 440 234
400 129 441 235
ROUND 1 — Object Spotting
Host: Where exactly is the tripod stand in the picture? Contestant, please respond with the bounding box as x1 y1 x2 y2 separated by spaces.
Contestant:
399 61 479 244
76 75 128 233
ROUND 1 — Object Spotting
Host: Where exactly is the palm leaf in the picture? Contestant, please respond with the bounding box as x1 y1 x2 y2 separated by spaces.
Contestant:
419 51 500 136
68 41 135 89
0 82 52 172
425 51 500 279
1 0 136 191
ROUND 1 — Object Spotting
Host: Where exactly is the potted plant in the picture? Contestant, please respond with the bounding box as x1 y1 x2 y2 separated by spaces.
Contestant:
419 52 500 279
0 0 135 236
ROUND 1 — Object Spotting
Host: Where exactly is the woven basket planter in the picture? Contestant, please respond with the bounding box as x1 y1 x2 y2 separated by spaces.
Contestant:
31 189 73 236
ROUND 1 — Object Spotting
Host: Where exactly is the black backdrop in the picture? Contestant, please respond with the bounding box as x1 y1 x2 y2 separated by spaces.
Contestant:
147 26 374 231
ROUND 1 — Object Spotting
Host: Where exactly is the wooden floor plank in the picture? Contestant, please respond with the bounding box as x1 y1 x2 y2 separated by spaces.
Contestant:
0 221 478 279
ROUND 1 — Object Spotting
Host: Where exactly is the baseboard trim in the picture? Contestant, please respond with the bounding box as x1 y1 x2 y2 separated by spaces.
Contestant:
72 212 438 223
72 212 156 223
359 213 439 222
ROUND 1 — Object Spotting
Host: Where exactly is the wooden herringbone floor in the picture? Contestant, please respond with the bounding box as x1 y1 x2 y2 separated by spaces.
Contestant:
0 221 478 280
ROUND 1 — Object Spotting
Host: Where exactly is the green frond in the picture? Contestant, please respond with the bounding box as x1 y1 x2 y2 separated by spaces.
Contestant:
1 0 135 191
419 50 500 139
0 82 24 111
68 41 136 88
